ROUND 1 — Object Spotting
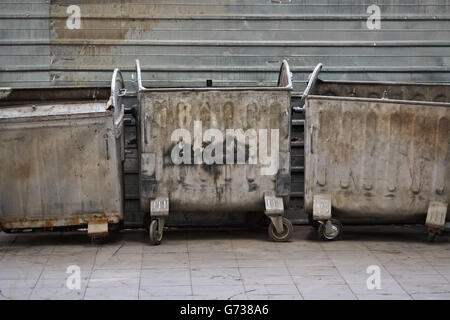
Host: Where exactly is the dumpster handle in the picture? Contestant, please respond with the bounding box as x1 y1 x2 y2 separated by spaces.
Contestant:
135 59 145 91
110 68 125 129
277 60 293 89
294 63 323 112
144 114 149 145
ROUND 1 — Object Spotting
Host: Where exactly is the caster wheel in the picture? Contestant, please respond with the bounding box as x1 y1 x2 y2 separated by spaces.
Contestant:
149 219 163 246
318 219 342 241
268 217 293 242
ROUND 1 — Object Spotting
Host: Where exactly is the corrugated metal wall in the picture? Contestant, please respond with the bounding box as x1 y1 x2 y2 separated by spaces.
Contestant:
1 0 449 92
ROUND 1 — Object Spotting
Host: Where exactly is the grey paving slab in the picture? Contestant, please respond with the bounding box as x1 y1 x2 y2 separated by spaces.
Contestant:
382 258 441 276
237 259 286 268
188 239 234 253
347 281 408 296
285 258 335 268
84 286 139 300
0 246 54 256
189 251 238 269
287 265 342 277
191 268 242 286
192 284 246 300
292 274 347 286
243 284 300 296
0 267 44 281
297 283 357 300
234 250 282 261
0 279 36 300
356 293 412 300
30 287 86 300
140 268 191 287
142 252 189 269
239 267 292 285
88 269 141 288
94 252 142 270
247 294 302 300
141 295 194 300
139 285 192 298
393 273 449 285
411 292 450 300
0 225 449 300
321 241 369 252
0 287 33 300
143 241 188 254
279 249 329 260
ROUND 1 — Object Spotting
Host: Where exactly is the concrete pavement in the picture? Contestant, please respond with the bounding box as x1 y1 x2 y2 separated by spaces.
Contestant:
0 225 449 300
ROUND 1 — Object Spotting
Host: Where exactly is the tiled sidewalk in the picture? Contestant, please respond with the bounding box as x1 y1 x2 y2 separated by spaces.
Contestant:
0 225 449 300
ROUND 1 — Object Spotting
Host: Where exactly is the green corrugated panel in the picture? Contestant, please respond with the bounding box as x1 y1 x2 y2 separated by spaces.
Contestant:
0 0 449 90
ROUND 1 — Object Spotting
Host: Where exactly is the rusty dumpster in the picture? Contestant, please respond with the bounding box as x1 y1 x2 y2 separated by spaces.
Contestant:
302 64 450 241
0 70 126 239
135 59 294 244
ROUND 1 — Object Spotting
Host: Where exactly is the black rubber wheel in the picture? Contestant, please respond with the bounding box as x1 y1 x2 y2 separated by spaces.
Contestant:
268 217 293 242
318 219 342 241
149 219 162 246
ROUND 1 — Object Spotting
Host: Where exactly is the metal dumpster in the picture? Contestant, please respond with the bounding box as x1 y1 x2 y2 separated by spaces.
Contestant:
0 70 126 239
302 64 450 241
135 59 294 244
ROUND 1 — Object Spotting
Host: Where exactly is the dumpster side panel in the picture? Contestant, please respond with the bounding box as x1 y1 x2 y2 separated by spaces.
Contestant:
139 90 291 213
305 97 450 222
0 109 123 229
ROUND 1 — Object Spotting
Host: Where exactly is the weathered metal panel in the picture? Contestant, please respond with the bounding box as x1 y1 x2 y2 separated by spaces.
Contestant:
138 61 291 215
305 88 450 223
0 83 124 231
312 80 450 102
1 0 449 89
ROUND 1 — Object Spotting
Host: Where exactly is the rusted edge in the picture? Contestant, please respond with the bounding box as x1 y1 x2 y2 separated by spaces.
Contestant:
308 95 450 107
1 213 121 230
0 88 12 100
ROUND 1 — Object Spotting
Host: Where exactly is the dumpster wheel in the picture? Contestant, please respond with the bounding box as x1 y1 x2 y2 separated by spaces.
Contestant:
149 219 163 246
268 217 293 242
318 219 342 241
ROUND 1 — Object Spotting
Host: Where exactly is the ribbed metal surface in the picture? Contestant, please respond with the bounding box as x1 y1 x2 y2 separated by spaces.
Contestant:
0 98 124 230
1 0 449 90
305 95 450 222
